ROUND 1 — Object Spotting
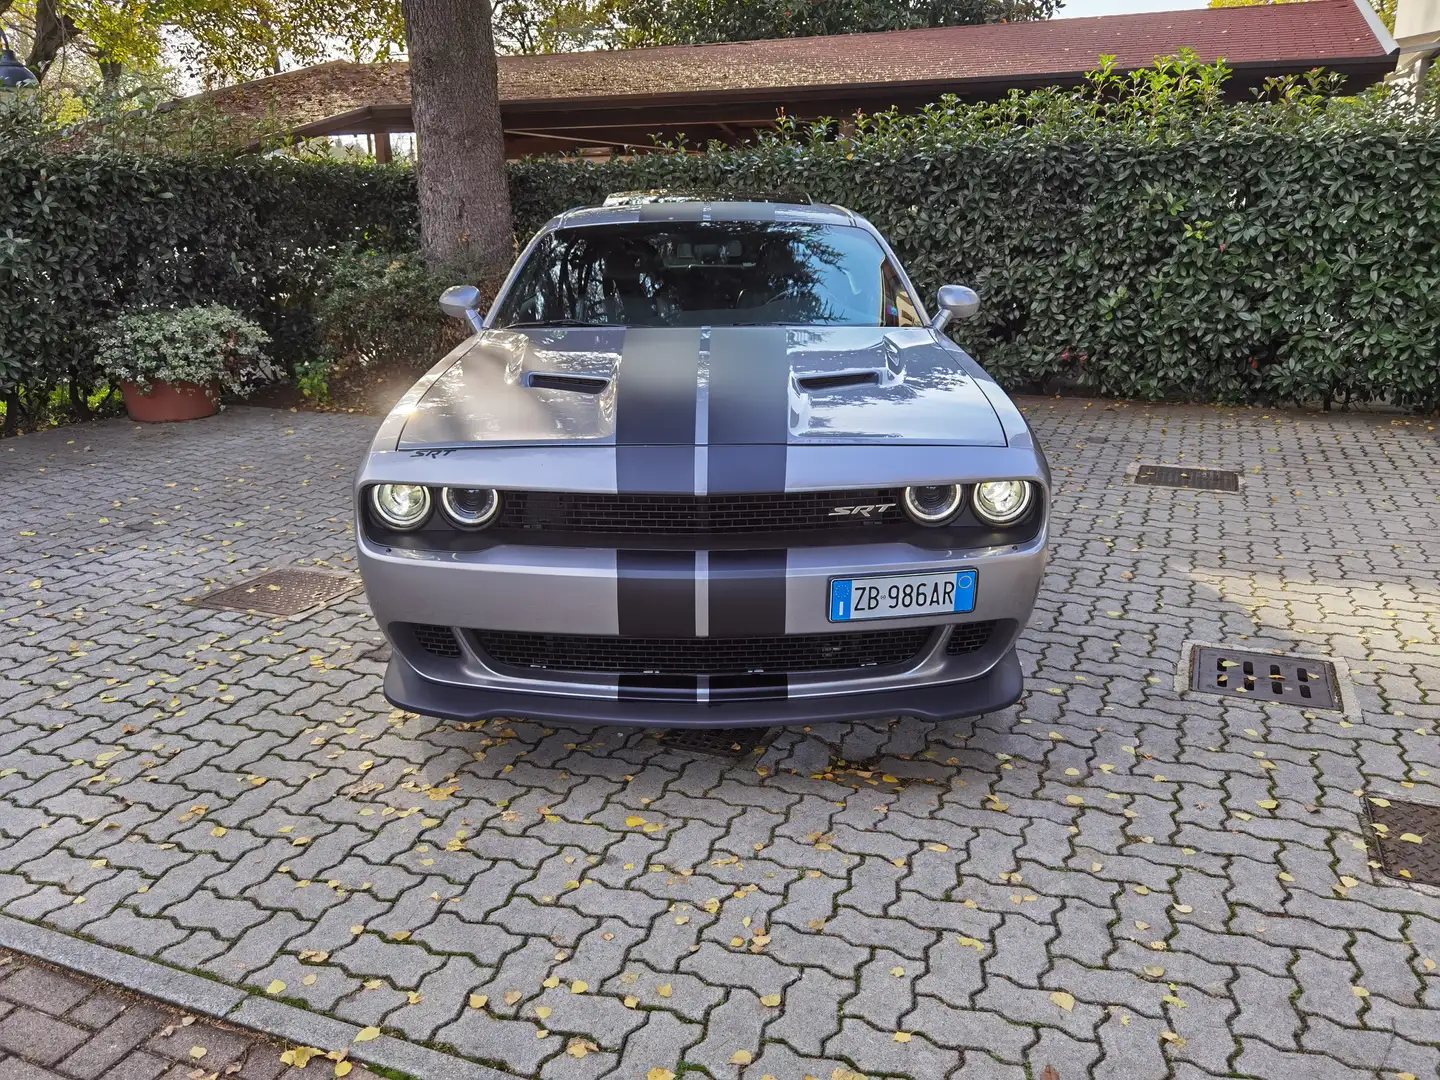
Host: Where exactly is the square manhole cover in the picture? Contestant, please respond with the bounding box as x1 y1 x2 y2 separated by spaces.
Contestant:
190 568 359 617
1133 465 1241 492
1188 645 1340 710
657 726 772 760
1364 797 1440 886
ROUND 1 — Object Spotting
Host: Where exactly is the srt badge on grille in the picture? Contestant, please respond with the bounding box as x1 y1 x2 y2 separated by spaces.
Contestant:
829 502 896 517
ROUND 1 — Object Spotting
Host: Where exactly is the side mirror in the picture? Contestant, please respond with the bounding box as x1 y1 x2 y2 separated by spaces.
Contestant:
439 285 485 333
930 284 980 332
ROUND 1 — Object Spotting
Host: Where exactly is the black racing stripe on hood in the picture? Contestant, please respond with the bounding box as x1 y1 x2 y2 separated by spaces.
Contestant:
615 327 701 492
706 326 789 493
617 549 696 638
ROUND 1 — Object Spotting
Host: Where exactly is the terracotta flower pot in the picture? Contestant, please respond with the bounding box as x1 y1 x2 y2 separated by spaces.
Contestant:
121 380 219 423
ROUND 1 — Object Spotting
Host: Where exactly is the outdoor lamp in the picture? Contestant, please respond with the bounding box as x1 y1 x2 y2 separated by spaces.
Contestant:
0 26 38 89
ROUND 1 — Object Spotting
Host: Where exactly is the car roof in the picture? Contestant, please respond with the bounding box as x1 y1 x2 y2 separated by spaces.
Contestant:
552 199 864 230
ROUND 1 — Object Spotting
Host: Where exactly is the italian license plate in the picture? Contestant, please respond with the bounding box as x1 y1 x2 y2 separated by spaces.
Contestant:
829 569 977 622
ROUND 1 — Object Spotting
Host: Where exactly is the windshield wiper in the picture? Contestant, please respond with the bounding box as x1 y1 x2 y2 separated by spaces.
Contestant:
501 319 607 329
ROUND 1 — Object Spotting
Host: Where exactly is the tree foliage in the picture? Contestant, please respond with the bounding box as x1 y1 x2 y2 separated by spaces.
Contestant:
0 0 405 86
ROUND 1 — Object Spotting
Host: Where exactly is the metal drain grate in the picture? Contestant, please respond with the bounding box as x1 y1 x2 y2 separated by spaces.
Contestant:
1364 797 1440 886
1189 646 1340 709
190 568 358 617
1134 465 1240 492
657 726 772 760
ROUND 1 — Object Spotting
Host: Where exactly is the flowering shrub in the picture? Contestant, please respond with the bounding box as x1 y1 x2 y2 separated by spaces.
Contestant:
96 305 280 398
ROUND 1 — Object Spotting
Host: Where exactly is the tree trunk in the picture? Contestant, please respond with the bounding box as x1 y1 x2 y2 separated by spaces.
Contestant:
99 59 123 95
401 0 514 277
25 0 79 81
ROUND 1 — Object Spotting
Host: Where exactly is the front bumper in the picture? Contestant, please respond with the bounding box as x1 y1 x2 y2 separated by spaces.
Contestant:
358 525 1044 726
384 644 1024 728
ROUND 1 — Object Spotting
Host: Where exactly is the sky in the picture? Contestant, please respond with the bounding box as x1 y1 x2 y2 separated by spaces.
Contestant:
1054 0 1209 18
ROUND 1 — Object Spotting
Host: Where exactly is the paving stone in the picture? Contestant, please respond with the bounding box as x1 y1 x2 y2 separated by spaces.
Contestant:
0 962 93 1016
57 1001 168 1079
826 1017 961 1078
0 1008 89 1064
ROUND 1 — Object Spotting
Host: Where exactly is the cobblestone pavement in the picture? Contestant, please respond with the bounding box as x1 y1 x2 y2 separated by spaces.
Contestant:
1 400 1438 1080
0 947 380 1079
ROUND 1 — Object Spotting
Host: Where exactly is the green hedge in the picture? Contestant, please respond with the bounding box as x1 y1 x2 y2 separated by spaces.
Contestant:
4 56 1439 427
0 157 416 427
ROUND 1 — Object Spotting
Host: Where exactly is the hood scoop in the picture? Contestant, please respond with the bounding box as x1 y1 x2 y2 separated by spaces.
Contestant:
524 371 610 395
794 369 881 393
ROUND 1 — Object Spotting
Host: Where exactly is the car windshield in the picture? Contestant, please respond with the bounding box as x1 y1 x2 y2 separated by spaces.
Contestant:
492 220 917 328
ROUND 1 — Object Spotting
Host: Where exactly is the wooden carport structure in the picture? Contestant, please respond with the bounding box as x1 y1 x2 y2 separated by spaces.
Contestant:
191 0 1397 159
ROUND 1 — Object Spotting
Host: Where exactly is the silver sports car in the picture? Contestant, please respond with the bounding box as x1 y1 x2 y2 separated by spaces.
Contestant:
355 193 1049 727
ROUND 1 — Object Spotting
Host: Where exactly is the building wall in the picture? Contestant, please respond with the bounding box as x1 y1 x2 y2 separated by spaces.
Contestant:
1396 0 1440 42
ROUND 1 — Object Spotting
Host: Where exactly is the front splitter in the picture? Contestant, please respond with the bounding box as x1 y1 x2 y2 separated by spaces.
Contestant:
383 648 1023 729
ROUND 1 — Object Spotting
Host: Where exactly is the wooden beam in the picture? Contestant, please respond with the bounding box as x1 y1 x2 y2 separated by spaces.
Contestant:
375 130 392 163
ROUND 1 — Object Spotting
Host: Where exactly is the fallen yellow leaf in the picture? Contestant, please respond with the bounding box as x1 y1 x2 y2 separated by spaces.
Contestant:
730 1050 753 1064
626 816 646 827
353 1027 380 1043
536 1006 552 1019
893 1031 912 1043
1050 991 1076 1012
469 994 487 1009
189 1047 207 1059
647 1070 676 1080
281 1047 321 1067
759 993 782 1007
1399 833 1424 844
658 984 673 997
571 980 589 994
265 980 286 995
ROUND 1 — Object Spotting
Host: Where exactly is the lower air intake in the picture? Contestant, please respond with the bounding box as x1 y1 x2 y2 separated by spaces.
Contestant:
473 628 934 676
945 621 996 655
411 623 462 658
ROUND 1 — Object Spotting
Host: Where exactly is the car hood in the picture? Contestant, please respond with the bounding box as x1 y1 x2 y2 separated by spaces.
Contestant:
396 325 1006 450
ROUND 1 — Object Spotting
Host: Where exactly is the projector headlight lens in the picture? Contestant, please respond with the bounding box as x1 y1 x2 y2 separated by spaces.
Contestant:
902 484 964 525
370 484 432 529
440 487 501 529
972 480 1033 525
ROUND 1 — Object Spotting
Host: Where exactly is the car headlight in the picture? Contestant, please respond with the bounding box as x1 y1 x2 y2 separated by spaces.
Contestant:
370 484 432 530
972 480 1034 525
902 484 964 525
440 487 501 529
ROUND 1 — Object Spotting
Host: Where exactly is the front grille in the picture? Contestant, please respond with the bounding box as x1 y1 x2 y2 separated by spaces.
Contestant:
473 628 934 676
412 623 462 657
946 621 996 655
495 489 904 535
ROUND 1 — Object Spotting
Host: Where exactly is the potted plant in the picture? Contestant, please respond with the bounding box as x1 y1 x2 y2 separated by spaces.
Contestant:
96 304 279 423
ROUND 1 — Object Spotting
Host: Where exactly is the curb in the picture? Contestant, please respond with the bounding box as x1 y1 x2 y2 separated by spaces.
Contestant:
0 914 523 1080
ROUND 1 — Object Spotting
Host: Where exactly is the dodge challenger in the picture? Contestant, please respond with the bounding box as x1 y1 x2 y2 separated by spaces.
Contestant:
355 193 1049 727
